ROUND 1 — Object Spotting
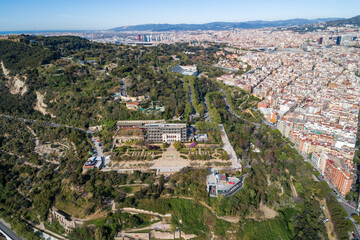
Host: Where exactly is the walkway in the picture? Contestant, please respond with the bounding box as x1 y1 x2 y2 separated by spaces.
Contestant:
150 145 189 174
219 89 261 128
119 207 171 219
218 124 241 169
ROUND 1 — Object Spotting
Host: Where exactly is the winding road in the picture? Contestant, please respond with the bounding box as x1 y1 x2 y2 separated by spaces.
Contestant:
0 220 22 240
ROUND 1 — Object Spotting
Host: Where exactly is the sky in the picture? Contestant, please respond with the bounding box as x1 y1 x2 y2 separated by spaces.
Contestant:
0 0 359 31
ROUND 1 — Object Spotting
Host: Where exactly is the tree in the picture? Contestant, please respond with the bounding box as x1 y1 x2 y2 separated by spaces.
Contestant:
95 226 109 240
159 174 165 190
33 191 52 221
162 142 169 149
220 151 229 160
173 141 183 151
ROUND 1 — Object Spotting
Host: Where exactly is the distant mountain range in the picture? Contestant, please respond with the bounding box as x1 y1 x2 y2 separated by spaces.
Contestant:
326 15 360 26
109 18 342 32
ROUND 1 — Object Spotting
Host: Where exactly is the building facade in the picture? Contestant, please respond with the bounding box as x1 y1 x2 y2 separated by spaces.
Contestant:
146 124 187 143
324 158 353 195
116 121 188 143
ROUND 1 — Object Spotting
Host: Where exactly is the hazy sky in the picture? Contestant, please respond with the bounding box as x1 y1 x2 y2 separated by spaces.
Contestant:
0 0 359 31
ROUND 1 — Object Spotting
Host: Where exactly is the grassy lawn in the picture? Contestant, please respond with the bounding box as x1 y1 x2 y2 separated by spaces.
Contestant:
237 216 293 240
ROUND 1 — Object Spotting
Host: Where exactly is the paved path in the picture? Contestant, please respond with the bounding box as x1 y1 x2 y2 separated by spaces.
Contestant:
150 145 189 174
218 124 241 170
120 207 171 219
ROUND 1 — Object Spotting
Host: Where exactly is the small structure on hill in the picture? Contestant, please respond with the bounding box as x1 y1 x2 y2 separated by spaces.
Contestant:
49 207 83 233
206 169 242 197
126 101 140 110
171 64 198 76
83 156 103 169
194 133 208 142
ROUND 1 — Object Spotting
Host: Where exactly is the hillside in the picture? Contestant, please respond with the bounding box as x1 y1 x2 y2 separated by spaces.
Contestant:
0 35 354 240
110 18 341 32
326 15 360 26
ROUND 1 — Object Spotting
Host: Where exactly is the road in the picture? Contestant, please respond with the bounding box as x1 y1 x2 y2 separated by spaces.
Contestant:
309 163 360 238
0 220 23 240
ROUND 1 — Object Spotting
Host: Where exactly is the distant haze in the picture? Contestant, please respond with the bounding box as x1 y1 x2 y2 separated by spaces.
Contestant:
0 0 359 31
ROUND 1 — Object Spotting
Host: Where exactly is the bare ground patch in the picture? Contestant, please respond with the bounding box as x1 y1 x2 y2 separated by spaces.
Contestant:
246 202 279 220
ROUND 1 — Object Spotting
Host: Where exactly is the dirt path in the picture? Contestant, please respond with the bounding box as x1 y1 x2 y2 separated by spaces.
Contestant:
117 184 149 187
111 200 116 212
290 176 298 198
23 161 41 169
26 125 39 149
244 109 256 118
120 207 171 218
279 185 284 197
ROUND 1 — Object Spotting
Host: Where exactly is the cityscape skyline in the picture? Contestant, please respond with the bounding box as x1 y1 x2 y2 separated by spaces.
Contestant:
0 0 359 31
